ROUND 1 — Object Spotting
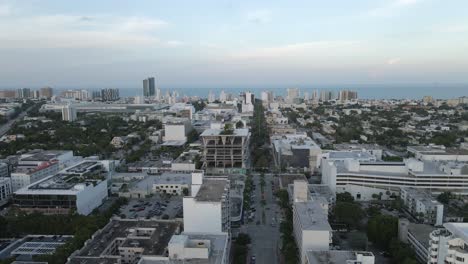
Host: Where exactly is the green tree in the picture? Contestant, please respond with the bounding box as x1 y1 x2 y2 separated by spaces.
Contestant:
235 121 244 129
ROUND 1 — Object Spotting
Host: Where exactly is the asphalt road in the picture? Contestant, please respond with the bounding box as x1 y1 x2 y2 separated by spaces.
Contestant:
244 173 281 264
0 106 33 136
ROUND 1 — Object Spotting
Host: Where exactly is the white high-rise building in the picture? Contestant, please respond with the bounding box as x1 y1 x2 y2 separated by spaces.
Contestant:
219 90 227 102
304 92 310 101
208 90 216 103
261 91 269 102
62 104 77 122
156 87 161 101
287 88 300 103
312 90 319 101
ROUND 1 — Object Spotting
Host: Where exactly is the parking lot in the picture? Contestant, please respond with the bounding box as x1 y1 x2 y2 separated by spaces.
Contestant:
119 195 183 220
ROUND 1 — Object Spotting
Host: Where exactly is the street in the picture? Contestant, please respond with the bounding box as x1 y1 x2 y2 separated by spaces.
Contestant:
0 105 34 136
244 173 281 264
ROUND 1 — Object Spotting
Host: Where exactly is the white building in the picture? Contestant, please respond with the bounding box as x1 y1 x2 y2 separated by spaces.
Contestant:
287 88 300 103
183 179 230 234
164 233 229 264
407 145 468 162
294 200 332 264
401 187 444 226
13 160 112 215
318 150 377 170
398 219 435 263
62 104 77 121
0 177 12 206
163 119 192 145
219 90 227 102
322 158 468 201
11 160 59 191
306 250 374 264
153 173 191 195
292 180 332 264
428 223 468 264
271 133 322 170
17 150 74 167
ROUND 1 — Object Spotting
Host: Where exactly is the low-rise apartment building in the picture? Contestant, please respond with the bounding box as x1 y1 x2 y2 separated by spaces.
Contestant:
401 187 444 226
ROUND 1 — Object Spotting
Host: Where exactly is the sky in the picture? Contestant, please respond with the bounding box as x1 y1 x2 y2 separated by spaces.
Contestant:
0 0 468 90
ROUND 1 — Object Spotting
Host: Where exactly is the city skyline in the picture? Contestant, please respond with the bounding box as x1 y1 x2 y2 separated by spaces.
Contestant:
0 0 468 88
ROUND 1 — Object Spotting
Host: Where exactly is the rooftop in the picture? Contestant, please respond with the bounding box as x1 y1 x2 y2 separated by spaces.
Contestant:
200 128 249 137
69 219 180 263
10 235 73 257
294 201 331 231
401 187 442 207
327 151 376 160
153 173 192 185
15 171 105 195
408 145 468 155
334 143 382 151
335 159 468 177
306 250 374 264
19 150 71 162
195 179 229 202
407 223 436 248
272 134 320 155
279 174 307 189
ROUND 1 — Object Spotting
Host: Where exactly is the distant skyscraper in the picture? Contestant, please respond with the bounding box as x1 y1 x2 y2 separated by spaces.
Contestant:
261 91 269 102
261 90 274 104
16 88 31 99
156 87 161 101
286 88 299 103
242 91 254 105
423 96 434 104
39 87 53 99
62 104 77 122
219 90 227 102
304 92 310 101
100 88 119 101
0 90 16 98
338 90 358 102
208 90 216 103
312 90 318 101
143 77 156 97
320 90 334 101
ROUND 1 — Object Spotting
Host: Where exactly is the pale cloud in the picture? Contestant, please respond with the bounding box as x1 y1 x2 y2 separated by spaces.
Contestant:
229 41 362 60
0 4 11 16
387 57 401 65
0 14 171 49
395 0 422 6
246 9 272 24
165 40 184 47
434 24 468 33
368 0 424 17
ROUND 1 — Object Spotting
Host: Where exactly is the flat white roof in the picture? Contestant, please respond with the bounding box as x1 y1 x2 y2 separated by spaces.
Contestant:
294 201 331 231
201 128 249 137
